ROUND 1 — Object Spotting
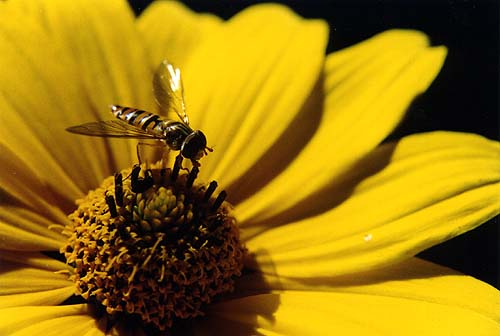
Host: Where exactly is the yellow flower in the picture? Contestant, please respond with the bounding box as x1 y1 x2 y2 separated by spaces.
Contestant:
0 0 499 335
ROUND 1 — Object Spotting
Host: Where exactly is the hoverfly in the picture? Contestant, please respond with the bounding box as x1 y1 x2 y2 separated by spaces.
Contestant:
66 60 210 168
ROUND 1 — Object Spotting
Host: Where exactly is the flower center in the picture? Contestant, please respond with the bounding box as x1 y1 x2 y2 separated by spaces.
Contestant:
61 164 246 331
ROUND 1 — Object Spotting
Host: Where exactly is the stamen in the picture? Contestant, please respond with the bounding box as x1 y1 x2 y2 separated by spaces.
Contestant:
159 167 167 184
105 193 118 218
186 166 199 188
127 265 139 284
114 172 123 207
203 181 218 202
211 190 227 212
171 154 183 181
141 236 162 268
131 165 154 193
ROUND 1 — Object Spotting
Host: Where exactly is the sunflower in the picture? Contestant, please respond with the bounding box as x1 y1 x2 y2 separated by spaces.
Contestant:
0 0 499 335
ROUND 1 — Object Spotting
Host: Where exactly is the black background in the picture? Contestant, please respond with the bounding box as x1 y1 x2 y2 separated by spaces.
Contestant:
128 0 499 288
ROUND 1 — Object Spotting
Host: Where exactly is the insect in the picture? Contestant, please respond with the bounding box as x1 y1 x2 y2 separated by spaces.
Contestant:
66 60 210 168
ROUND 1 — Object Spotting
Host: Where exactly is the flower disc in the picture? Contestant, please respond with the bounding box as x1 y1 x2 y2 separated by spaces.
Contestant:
62 166 246 331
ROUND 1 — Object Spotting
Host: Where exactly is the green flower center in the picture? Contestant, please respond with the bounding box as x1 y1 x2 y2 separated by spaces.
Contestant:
62 164 246 331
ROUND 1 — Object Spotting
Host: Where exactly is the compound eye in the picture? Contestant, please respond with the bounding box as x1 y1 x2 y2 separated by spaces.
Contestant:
181 131 207 160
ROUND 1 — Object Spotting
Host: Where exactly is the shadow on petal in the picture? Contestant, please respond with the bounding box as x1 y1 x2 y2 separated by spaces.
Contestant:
187 250 282 336
241 139 396 241
287 257 455 289
227 74 325 205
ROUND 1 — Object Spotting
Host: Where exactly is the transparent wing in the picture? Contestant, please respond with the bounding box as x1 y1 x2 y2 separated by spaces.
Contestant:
153 59 189 125
66 120 162 139
137 141 170 168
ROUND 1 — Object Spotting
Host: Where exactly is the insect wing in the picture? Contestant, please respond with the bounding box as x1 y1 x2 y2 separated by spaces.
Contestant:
136 140 171 168
153 60 189 125
66 120 162 139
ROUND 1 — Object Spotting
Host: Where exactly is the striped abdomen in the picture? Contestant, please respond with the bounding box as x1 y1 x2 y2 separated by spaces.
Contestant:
110 105 193 150
111 105 170 137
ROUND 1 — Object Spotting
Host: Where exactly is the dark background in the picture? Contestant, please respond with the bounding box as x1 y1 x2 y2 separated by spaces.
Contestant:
128 0 499 288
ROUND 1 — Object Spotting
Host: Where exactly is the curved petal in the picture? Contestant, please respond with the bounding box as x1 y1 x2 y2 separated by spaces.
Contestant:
0 205 66 251
40 0 155 165
245 132 500 277
0 93 85 202
236 30 447 224
0 287 76 311
180 4 328 184
0 251 74 308
236 258 500 324
0 304 104 336
0 144 71 226
137 0 222 69
0 0 152 197
201 287 499 335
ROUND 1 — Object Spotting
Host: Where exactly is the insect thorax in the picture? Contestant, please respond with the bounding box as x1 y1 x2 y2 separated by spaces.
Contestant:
163 121 193 150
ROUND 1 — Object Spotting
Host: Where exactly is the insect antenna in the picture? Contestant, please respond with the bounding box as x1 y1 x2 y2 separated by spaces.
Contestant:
204 146 214 155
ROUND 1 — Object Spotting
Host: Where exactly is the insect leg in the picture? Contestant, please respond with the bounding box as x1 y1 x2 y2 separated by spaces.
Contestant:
190 159 201 168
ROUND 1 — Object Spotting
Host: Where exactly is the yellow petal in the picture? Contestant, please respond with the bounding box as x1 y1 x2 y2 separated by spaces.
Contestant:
0 250 70 271
0 210 64 251
0 304 104 336
0 205 66 251
0 288 76 311
202 287 499 335
0 0 152 194
41 0 156 130
0 89 87 202
236 258 500 324
0 251 74 308
245 132 500 277
137 0 222 69
81 323 107 336
10 317 104 336
181 4 328 184
236 30 447 224
0 144 70 227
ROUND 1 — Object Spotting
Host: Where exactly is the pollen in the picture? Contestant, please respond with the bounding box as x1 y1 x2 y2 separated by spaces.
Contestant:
61 164 246 331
